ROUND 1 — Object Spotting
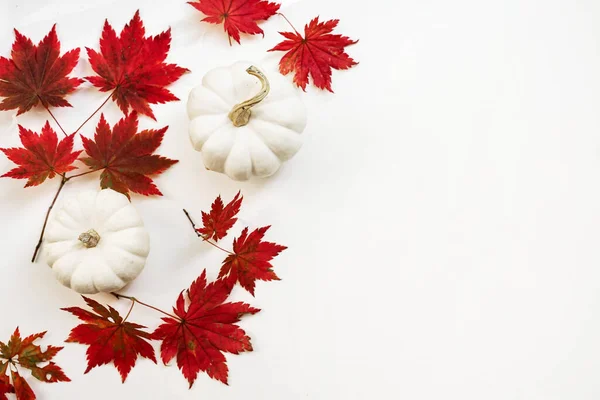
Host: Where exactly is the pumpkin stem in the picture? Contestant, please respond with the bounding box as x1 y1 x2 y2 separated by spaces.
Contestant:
228 66 270 127
78 229 101 248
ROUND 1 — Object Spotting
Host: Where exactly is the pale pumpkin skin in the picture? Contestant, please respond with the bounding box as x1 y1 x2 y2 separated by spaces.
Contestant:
187 61 307 181
44 189 150 294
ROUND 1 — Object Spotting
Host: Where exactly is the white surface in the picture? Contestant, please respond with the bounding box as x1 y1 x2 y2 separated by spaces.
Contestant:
1 0 600 399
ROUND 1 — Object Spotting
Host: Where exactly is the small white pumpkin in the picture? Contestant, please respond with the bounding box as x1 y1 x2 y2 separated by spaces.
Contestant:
187 61 307 181
44 189 150 294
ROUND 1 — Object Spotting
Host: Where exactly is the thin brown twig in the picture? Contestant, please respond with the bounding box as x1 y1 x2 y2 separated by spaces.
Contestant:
31 174 68 262
277 13 300 35
182 209 234 255
111 293 180 320
39 99 68 137
73 92 113 135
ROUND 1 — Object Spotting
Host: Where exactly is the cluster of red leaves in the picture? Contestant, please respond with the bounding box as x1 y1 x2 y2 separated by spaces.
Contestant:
0 328 69 400
187 1 358 91
0 12 181 198
0 113 176 197
0 11 186 120
61 192 285 389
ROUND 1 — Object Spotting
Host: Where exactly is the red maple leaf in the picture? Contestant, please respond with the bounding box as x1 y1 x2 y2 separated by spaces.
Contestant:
80 112 178 197
220 226 286 295
0 122 81 187
152 270 259 387
268 17 358 92
0 327 70 400
62 296 156 383
188 0 280 44
198 191 243 241
86 10 188 120
0 25 83 115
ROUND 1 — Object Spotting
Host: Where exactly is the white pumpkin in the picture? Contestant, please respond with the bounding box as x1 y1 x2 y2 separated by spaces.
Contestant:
44 189 150 294
187 61 307 181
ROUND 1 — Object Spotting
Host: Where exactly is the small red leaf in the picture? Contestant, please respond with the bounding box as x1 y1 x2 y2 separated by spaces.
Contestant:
188 0 280 44
0 25 83 114
86 10 189 119
268 17 358 92
62 296 156 383
198 191 243 241
0 122 81 187
220 226 286 295
152 270 259 387
80 112 178 197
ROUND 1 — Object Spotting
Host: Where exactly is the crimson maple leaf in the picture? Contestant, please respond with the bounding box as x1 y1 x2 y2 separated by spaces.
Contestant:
0 327 70 400
268 17 358 92
152 270 259 387
0 25 83 115
62 296 156 383
86 10 188 120
220 226 286 295
80 112 178 197
0 122 81 187
198 191 243 241
188 0 280 44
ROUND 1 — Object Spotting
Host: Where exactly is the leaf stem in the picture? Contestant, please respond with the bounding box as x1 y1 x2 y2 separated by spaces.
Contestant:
31 174 68 263
277 13 300 35
39 98 68 137
111 293 180 321
66 169 101 180
123 300 135 321
73 92 113 135
182 209 234 255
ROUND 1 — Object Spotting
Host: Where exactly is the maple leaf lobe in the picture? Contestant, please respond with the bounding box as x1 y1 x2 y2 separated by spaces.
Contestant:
80 112 178 197
85 10 189 119
0 25 83 114
0 122 81 187
268 17 358 92
188 0 280 44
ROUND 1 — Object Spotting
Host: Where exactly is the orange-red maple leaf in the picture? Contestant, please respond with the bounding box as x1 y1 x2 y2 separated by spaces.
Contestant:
0 122 81 187
152 270 259 387
86 11 188 120
268 17 358 92
0 26 83 115
198 191 243 241
62 296 156 383
220 226 286 295
80 112 178 197
0 328 70 400
188 0 280 44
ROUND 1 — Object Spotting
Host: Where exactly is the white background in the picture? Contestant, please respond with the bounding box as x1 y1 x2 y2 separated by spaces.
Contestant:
1 0 600 399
